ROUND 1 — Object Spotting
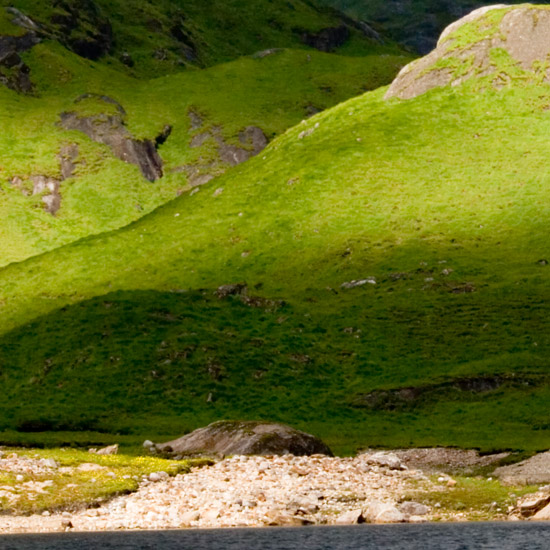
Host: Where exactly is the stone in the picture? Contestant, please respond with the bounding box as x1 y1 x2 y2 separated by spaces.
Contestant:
363 500 405 523
179 510 200 526
156 420 333 457
48 0 113 60
59 108 166 182
532 503 550 520
215 283 248 299
149 472 168 482
143 440 154 449
341 278 376 289
264 509 305 526
399 501 430 516
365 452 403 470
95 444 119 456
519 494 550 518
301 26 350 53
0 31 40 93
495 451 550 485
385 6 550 101
335 509 364 525
58 144 79 180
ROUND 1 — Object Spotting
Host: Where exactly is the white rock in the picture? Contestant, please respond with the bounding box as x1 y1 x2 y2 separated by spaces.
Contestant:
335 509 364 525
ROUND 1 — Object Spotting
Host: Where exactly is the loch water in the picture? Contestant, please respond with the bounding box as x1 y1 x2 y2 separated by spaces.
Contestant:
1 523 550 550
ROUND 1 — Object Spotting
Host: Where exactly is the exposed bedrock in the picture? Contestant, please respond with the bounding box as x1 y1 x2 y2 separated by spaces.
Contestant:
10 143 79 215
0 32 41 93
59 109 170 182
49 0 113 60
300 25 350 52
385 5 550 100
179 110 269 187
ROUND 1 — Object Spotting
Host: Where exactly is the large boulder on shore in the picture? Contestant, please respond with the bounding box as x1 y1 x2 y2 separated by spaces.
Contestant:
385 5 550 100
157 421 333 457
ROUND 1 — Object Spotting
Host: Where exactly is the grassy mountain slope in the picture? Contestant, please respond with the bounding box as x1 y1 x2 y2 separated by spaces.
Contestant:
2 6 550 453
0 42 408 266
2 28 550 452
2 0 399 76
0 1 410 267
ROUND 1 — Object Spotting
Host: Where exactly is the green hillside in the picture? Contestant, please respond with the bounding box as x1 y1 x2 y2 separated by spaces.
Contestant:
0 2 409 267
2 0 395 75
2 6 550 454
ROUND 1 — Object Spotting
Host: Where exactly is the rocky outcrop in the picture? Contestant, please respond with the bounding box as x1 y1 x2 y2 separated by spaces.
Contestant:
300 25 350 52
353 374 546 410
385 5 550 100
0 32 41 93
10 143 79 215
31 176 62 215
178 110 269 187
156 421 333 457
49 0 113 60
59 104 169 181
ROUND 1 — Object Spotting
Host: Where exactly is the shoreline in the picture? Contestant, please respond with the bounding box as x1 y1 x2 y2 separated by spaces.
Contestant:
1 450 547 534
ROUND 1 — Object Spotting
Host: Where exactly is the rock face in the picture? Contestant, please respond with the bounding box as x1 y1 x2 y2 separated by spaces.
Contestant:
10 143 79 215
178 111 269 187
157 421 333 457
301 26 350 52
0 32 41 93
59 110 166 182
49 0 113 60
385 5 550 100
0 2 112 94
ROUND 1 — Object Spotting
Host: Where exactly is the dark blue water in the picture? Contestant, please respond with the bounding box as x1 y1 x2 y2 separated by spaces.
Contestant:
1 524 550 550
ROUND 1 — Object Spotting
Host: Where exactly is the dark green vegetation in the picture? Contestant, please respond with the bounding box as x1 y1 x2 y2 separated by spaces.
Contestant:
1 4 550 455
2 0 395 76
0 1 408 266
321 0 550 53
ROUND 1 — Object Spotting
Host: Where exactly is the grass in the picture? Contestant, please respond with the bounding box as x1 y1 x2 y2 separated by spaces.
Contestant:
0 37 410 267
405 476 538 521
0 446 204 516
2 0 402 76
1 5 550 453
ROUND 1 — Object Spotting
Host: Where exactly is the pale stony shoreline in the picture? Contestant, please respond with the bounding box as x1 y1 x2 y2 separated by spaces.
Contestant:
1 450 549 534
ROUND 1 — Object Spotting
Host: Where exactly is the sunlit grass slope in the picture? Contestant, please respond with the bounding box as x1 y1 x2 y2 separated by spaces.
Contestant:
1 70 550 452
0 43 409 266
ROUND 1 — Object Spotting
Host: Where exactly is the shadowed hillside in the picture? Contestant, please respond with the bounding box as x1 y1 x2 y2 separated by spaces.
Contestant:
1 5 550 453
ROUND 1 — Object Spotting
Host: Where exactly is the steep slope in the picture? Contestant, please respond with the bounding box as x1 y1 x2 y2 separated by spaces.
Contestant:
1 0 398 76
0 4 410 267
2 5 550 452
321 0 550 53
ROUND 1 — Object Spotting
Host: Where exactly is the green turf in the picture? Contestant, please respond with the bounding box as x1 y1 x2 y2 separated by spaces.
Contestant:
0 44 410 266
1 6 550 454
